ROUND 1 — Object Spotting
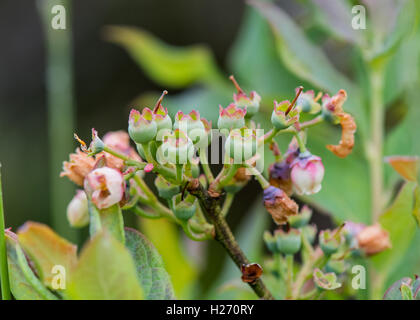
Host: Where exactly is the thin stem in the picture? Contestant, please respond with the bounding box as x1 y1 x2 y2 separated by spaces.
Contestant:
139 143 178 182
368 66 385 222
132 174 214 240
132 174 177 222
176 164 183 184
187 182 274 299
292 247 324 299
294 131 307 153
132 206 161 219
188 218 214 235
15 244 58 300
103 145 146 169
286 254 294 299
269 141 282 162
221 193 235 217
261 116 324 145
262 128 280 145
218 164 240 189
0 165 11 300
273 253 286 280
199 149 214 183
300 115 324 129
180 220 213 241
133 174 155 201
300 288 319 300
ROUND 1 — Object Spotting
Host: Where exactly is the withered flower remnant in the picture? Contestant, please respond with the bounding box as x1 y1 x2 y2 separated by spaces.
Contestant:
263 186 298 225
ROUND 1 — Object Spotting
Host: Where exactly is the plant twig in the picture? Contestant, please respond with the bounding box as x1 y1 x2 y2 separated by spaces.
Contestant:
187 180 274 300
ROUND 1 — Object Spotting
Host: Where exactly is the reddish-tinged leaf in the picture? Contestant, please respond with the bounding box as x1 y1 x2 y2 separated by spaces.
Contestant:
17 222 77 288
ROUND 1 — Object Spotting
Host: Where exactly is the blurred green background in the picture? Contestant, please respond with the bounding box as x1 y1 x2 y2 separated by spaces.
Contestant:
0 0 245 228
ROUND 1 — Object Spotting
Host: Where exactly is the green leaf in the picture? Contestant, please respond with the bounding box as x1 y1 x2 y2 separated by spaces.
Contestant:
14 243 58 300
401 283 414 300
383 277 412 300
414 186 420 226
413 277 420 299
139 218 197 299
227 5 304 102
67 231 143 300
105 26 224 89
250 1 365 134
5 233 45 300
369 0 420 64
385 156 419 182
98 204 125 244
385 87 420 158
309 0 365 46
384 31 420 105
124 227 174 300
371 182 418 295
17 222 77 289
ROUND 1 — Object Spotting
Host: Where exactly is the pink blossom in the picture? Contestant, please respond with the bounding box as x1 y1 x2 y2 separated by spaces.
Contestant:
290 154 324 195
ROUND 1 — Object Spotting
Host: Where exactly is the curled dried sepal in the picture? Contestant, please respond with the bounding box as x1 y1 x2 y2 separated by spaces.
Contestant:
241 263 263 283
102 130 142 171
323 90 356 158
263 186 298 225
61 148 96 186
